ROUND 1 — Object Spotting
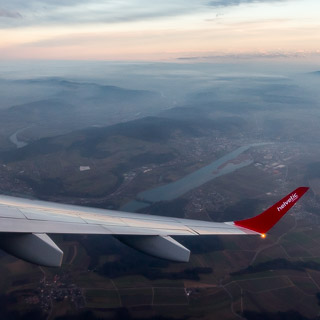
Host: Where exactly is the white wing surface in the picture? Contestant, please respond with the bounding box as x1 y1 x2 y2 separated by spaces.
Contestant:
0 195 252 236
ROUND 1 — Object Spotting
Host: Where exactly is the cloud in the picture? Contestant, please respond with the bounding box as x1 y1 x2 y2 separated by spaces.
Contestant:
0 0 205 27
0 0 289 28
177 51 320 60
0 9 22 18
208 0 284 7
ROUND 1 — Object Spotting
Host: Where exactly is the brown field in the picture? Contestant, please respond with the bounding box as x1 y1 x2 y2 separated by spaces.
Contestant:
289 275 319 295
153 287 188 305
119 287 153 307
237 276 293 293
85 289 121 308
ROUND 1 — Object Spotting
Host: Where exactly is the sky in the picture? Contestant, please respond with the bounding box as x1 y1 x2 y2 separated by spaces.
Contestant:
0 0 319 61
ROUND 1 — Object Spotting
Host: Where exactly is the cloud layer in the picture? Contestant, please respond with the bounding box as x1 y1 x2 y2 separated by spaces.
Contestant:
0 9 21 19
1 0 319 61
208 0 284 7
0 0 285 27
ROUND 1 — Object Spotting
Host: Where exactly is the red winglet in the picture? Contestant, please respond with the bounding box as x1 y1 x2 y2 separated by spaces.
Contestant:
234 187 309 234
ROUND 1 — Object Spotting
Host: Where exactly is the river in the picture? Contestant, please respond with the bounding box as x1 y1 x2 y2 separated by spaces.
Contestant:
9 127 29 149
121 143 271 212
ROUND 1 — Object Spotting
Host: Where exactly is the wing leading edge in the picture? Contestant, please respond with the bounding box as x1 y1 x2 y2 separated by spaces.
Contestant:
0 187 309 266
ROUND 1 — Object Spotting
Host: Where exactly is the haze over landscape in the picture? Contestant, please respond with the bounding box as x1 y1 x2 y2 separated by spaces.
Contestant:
0 0 320 319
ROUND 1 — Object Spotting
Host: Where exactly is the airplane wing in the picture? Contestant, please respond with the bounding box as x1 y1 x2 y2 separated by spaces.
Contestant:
0 187 309 267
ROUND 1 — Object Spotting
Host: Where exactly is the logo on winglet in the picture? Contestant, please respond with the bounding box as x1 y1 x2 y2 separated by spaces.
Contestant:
277 193 298 212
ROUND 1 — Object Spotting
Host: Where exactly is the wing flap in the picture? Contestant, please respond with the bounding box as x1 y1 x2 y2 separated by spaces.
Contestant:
190 224 258 235
120 217 194 231
20 208 86 223
0 217 109 234
0 217 197 236
0 205 26 219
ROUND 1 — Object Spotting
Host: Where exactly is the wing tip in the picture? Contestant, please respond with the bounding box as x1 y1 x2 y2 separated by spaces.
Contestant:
234 186 309 234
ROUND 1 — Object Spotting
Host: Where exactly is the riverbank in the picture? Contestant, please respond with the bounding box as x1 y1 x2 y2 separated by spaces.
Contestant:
121 143 271 212
9 127 29 149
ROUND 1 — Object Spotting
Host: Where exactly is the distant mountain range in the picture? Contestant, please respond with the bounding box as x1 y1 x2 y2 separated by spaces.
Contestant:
0 105 248 163
0 78 168 146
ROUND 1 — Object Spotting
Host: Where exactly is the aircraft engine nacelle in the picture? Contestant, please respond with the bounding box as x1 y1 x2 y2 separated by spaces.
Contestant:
0 233 63 267
115 235 190 262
